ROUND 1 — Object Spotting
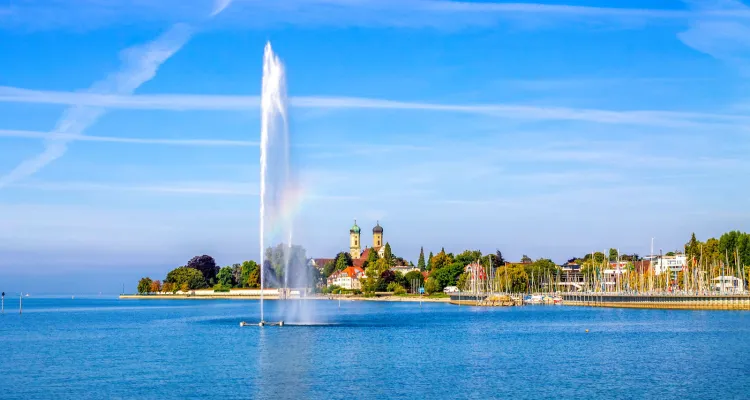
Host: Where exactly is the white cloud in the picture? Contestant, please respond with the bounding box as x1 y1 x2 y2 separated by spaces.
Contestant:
211 0 233 17
7 0 750 32
678 0 750 74
3 86 750 129
0 129 257 147
0 24 192 189
13 181 258 195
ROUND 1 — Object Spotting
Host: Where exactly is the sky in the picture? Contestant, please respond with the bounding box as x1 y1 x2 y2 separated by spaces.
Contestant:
2 0 750 293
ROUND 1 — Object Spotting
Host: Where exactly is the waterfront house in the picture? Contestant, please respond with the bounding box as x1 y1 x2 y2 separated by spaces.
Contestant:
713 276 745 293
649 254 686 275
327 266 365 290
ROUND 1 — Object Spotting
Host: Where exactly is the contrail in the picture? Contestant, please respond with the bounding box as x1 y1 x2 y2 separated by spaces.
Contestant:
211 0 233 17
0 24 192 189
0 129 256 147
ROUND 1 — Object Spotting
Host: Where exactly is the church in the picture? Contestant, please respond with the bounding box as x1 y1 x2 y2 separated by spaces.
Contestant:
349 220 386 263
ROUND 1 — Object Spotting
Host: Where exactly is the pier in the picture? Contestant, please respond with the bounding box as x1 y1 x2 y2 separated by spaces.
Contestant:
560 293 750 310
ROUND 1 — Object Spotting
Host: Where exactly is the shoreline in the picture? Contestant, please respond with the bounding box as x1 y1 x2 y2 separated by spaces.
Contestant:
118 294 450 303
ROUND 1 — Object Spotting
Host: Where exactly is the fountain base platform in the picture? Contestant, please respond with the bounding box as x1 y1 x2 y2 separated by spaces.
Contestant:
240 321 284 327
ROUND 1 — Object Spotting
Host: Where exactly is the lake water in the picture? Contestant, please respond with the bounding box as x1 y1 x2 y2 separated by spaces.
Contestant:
1 297 749 399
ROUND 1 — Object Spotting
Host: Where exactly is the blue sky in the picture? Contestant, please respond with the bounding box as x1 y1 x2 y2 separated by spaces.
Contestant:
2 0 750 293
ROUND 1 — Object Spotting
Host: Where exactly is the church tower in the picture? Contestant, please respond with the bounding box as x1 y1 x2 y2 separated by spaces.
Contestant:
350 220 361 259
373 221 383 249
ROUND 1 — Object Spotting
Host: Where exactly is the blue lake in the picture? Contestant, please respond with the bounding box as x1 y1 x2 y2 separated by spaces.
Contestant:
1 297 749 399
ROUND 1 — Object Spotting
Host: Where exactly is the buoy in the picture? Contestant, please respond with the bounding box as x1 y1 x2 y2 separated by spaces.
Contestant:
585 329 589 333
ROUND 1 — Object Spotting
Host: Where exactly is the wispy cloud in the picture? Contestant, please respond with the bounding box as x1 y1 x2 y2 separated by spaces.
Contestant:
678 0 750 74
3 86 750 129
7 0 750 32
13 181 256 195
211 0 234 17
0 129 256 147
0 24 192 189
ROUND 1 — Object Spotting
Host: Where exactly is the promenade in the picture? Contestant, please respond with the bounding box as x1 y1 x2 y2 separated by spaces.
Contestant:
560 293 750 310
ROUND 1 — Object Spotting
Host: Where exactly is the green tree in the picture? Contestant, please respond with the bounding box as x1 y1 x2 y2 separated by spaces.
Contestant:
427 251 434 270
457 272 470 291
186 255 219 286
137 277 153 294
431 262 465 288
521 254 532 263
608 248 618 261
240 261 260 288
248 268 261 288
495 264 529 292
383 242 393 265
217 266 234 287
424 277 442 294
335 253 350 271
665 251 676 257
231 263 242 287
417 247 426 271
264 244 309 286
404 270 424 290
430 249 454 270
165 266 207 290
455 250 482 267
322 261 336 278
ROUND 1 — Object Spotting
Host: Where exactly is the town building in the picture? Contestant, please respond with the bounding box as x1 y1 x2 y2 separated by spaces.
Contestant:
309 258 335 272
713 276 745 293
649 254 687 275
327 266 365 290
349 220 386 260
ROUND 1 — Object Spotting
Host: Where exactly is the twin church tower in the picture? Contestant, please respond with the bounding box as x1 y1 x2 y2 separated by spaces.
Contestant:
349 220 384 260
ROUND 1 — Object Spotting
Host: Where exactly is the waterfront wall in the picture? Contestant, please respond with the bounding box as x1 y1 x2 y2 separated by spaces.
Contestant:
561 294 750 310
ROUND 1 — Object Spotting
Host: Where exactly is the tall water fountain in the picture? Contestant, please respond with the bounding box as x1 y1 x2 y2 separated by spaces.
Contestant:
253 42 315 326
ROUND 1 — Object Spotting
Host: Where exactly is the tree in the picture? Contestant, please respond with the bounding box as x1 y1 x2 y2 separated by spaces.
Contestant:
430 249 454 270
418 247 426 271
424 277 442 294
378 270 397 291
431 262 465 288
187 255 219 285
217 266 234 287
248 268 261 289
521 254 532 263
166 266 207 290
495 250 506 265
665 251 676 257
404 270 424 290
335 253 350 271
162 282 175 294
609 248 618 262
180 282 190 293
383 242 393 265
427 251 434 270
367 248 379 263
231 263 242 287
455 250 482 267
137 277 153 294
495 264 529 292
457 272 470 291
150 280 162 293
264 244 309 287
322 261 336 278
240 261 260 288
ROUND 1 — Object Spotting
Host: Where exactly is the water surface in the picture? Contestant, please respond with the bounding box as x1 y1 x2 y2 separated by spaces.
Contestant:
1 298 748 399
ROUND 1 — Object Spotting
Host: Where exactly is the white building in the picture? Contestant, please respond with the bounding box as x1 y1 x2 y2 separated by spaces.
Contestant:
713 276 745 293
649 254 687 275
327 266 365 290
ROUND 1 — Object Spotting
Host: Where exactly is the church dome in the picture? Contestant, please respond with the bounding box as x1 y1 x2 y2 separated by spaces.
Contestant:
373 221 383 234
350 220 361 234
